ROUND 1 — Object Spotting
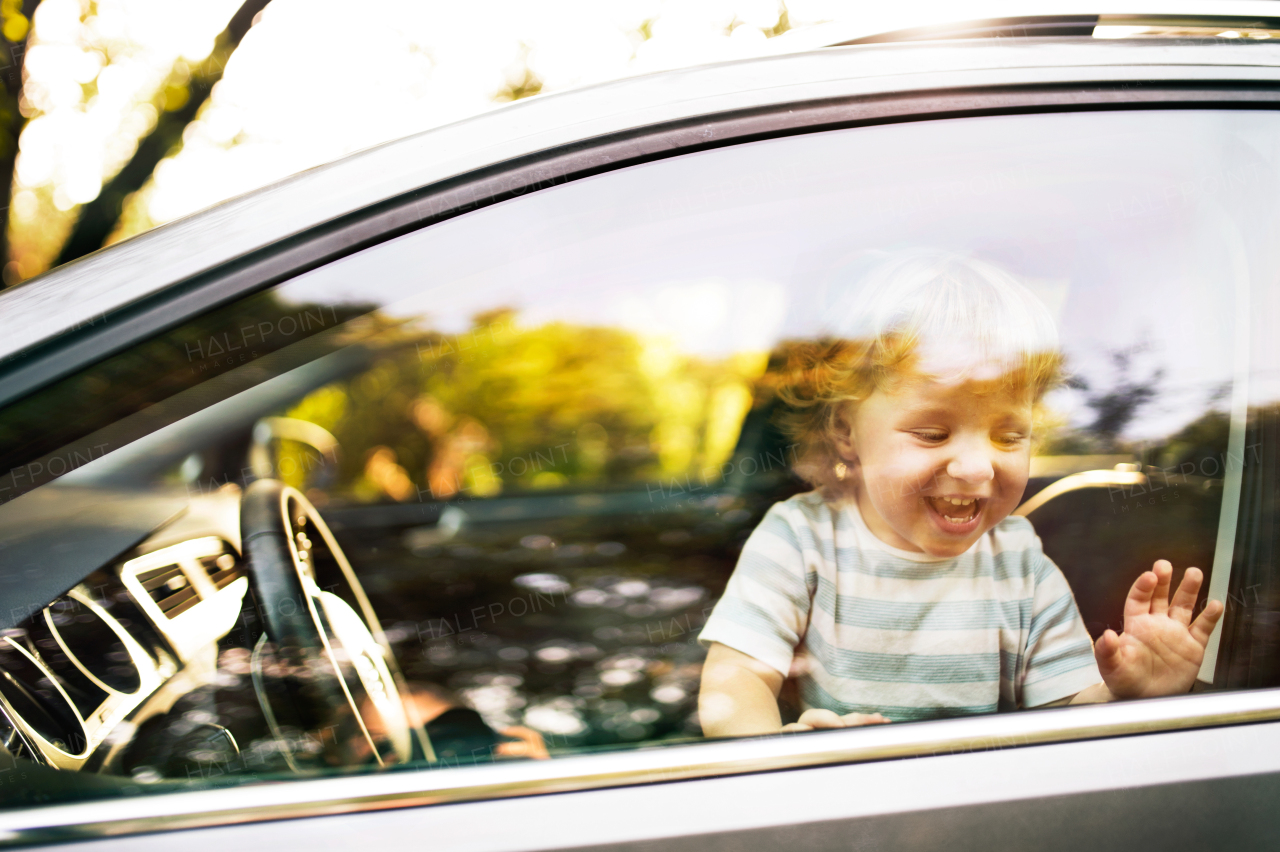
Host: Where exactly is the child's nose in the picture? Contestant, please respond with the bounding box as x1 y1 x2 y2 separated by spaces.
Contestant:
946 446 995 484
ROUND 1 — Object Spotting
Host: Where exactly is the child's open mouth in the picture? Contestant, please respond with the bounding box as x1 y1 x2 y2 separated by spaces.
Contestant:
924 496 983 533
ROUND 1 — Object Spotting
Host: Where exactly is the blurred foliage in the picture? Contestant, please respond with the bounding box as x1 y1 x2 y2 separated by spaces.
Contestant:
286 310 761 503
0 0 35 285
1149 409 1232 473
1077 344 1165 450
492 42 542 103
1039 344 1169 456
0 0 30 43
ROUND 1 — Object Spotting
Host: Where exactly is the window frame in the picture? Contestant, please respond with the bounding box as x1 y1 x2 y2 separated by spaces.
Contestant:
3 53 1280 845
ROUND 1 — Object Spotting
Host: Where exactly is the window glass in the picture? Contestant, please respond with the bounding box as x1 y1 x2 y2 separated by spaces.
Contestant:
2 109 1279 803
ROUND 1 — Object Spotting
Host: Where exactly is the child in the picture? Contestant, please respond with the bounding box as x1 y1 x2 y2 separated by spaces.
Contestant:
697 251 1224 737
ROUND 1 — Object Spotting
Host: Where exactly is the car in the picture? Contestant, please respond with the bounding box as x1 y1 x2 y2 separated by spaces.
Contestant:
2 6 1280 850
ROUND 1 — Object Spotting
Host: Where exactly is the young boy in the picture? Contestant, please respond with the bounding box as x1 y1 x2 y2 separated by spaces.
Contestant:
697 251 1224 737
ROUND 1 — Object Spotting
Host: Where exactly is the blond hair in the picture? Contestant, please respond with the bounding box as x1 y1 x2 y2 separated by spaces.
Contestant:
774 251 1064 494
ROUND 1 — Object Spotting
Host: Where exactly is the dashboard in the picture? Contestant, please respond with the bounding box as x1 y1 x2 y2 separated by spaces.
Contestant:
0 487 250 774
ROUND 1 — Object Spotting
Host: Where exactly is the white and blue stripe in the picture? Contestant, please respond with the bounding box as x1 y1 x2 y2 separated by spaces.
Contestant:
699 491 1101 722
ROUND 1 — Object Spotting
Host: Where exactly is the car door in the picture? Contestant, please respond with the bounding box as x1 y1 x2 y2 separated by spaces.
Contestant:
3 40 1280 851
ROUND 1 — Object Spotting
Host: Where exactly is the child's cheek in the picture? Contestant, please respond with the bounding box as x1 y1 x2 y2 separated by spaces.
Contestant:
886 451 934 496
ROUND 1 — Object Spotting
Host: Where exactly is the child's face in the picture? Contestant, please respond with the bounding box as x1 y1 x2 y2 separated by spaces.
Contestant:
839 378 1033 558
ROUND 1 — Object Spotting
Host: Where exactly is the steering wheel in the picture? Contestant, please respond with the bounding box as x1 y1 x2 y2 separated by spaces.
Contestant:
240 479 423 766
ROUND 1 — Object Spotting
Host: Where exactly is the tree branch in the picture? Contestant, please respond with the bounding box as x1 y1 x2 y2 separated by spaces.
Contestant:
53 0 271 267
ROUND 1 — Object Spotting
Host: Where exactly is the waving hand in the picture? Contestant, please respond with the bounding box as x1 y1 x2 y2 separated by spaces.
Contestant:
1094 560 1225 699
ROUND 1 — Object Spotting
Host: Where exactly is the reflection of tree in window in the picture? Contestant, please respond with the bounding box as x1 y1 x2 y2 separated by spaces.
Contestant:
411 396 495 500
1080 343 1165 449
1041 341 1165 454
286 309 764 502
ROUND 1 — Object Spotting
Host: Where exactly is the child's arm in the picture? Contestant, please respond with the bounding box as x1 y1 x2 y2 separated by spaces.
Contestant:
699 643 891 735
699 642 786 737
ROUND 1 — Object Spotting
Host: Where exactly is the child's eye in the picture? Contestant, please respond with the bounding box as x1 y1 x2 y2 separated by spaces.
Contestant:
995 432 1028 447
911 430 948 443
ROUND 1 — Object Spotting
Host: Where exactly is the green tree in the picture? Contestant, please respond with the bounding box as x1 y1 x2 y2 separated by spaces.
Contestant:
289 313 759 503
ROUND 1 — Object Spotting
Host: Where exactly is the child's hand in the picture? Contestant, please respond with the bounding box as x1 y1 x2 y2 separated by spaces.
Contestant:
1094 560 1225 699
781 708 890 732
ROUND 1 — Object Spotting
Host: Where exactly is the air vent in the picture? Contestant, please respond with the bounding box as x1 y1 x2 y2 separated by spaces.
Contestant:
198 550 243 591
44 595 142 696
121 537 248 663
0 637 87 754
133 563 200 618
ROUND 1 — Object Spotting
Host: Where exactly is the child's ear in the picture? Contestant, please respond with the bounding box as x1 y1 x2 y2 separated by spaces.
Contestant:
832 406 857 461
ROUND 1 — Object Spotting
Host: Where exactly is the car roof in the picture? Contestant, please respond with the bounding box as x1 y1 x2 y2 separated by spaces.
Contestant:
1 27 1279 364
764 1 1280 51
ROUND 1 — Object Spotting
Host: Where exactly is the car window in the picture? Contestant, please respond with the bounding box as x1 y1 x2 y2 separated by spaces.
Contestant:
2 108 1280 802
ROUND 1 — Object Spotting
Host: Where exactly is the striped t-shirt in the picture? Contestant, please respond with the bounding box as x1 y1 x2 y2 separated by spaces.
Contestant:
699 491 1101 721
